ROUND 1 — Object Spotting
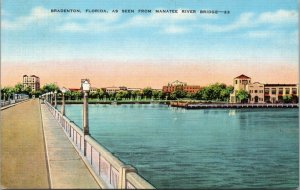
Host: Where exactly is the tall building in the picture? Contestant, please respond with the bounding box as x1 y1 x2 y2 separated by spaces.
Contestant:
230 74 251 103
230 74 299 103
23 75 40 91
162 80 201 94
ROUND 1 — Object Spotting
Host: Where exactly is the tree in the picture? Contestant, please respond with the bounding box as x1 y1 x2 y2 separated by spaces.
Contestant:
64 91 72 100
194 83 233 101
1 87 15 100
23 86 32 95
152 90 162 100
72 91 81 100
170 89 187 100
89 91 98 99
115 90 128 100
96 89 105 99
283 95 292 103
31 90 41 98
236 89 249 103
220 86 234 102
14 83 23 94
131 90 139 99
142 87 153 99
41 83 59 93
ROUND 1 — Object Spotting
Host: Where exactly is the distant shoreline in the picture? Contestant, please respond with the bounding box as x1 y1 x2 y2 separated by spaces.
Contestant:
53 100 298 109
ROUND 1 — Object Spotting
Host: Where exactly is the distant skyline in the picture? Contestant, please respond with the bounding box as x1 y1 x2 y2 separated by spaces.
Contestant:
1 0 298 88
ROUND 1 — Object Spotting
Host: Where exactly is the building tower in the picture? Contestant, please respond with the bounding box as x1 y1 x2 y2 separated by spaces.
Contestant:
230 74 251 103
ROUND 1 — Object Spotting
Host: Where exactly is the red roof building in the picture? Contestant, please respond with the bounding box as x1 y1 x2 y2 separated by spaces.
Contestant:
234 74 251 79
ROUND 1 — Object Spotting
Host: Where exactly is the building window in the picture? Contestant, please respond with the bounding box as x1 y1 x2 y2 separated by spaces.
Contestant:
285 88 290 94
271 88 276 95
279 88 283 95
292 88 297 94
235 80 238 84
265 88 269 94
254 90 257 93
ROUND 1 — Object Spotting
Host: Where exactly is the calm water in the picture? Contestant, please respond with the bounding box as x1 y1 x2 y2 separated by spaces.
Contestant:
60 104 299 189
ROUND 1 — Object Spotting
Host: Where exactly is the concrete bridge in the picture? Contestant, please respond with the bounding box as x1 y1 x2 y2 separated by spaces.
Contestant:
0 99 154 189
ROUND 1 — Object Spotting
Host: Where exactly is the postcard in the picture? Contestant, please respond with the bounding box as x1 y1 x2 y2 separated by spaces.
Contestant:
1 0 299 189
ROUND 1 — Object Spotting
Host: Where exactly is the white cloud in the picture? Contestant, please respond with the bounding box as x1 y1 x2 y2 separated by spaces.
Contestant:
3 6 297 37
201 12 255 32
244 30 298 47
246 30 276 38
2 6 119 31
2 6 56 30
163 25 189 34
257 9 298 24
57 22 87 32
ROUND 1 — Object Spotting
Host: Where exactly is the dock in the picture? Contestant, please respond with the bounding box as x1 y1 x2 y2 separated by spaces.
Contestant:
170 102 299 109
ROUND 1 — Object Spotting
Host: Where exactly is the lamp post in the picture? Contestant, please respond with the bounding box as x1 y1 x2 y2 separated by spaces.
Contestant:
61 87 67 116
82 80 91 156
54 90 57 108
50 92 53 105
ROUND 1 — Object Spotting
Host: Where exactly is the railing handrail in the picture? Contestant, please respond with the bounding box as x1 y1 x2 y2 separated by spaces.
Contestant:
85 135 127 170
126 172 155 189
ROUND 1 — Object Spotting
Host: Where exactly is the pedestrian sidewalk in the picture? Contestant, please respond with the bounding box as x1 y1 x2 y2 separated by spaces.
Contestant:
41 103 100 189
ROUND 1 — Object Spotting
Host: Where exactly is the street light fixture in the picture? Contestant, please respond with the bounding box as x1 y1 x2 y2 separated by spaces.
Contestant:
50 92 53 105
82 79 91 156
61 87 67 116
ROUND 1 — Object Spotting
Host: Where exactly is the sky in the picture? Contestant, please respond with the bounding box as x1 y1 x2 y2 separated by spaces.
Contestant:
1 0 299 88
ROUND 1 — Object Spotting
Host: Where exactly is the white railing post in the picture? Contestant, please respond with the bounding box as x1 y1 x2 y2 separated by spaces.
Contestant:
119 165 136 189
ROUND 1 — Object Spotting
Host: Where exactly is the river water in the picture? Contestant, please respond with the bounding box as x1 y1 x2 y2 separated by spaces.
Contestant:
61 104 298 189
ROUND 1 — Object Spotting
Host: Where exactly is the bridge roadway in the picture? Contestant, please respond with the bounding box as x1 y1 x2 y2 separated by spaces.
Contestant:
0 99 100 189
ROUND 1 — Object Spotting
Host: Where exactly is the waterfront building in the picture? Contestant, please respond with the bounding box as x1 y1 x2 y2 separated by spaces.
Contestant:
68 88 81 92
162 80 201 94
248 82 264 103
105 86 122 94
119 86 127 91
127 88 142 92
264 84 298 103
230 74 299 103
23 74 40 91
229 74 251 103
90 87 98 93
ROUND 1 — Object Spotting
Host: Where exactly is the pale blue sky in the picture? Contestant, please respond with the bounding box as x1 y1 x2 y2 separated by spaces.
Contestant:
1 0 299 63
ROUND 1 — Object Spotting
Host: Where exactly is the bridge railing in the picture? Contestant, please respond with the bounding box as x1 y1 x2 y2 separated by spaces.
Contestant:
44 101 155 189
1 97 29 108
1 100 11 107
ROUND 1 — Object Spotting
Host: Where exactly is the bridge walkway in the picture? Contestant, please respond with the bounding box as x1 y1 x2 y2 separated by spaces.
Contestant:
0 99 100 189
41 101 100 189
